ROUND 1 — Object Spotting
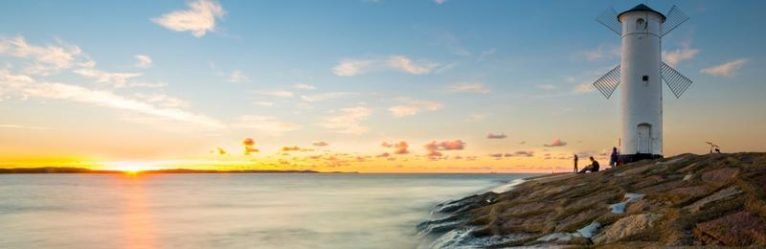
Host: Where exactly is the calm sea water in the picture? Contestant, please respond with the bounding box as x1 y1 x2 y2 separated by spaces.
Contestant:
0 173 533 249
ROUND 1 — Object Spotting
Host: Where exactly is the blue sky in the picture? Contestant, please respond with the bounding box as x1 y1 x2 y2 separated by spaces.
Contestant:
0 0 764 172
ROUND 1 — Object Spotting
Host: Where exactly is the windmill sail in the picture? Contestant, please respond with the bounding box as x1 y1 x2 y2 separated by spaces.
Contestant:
593 65 621 99
596 7 621 35
662 5 689 36
661 63 693 98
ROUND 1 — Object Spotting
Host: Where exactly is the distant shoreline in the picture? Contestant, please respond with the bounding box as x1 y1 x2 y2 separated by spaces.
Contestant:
0 167 326 174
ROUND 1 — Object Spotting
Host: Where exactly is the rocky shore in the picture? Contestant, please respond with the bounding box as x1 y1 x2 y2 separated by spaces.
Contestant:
418 153 766 248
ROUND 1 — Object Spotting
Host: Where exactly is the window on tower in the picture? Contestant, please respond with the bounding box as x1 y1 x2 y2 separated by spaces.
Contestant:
636 18 647 30
642 75 649 81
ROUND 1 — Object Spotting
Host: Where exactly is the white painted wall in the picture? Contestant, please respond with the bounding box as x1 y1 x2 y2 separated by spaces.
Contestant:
619 11 664 155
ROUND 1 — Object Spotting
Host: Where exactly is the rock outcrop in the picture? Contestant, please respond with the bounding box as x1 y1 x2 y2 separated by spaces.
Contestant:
417 153 766 248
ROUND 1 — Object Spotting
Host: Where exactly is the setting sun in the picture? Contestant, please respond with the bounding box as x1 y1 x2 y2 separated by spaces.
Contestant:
108 161 155 174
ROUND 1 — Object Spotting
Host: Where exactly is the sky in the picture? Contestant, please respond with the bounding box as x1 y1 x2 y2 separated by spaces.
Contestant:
0 0 764 173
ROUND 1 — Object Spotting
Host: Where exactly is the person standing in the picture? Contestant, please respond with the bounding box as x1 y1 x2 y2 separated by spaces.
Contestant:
573 154 579 173
609 147 619 168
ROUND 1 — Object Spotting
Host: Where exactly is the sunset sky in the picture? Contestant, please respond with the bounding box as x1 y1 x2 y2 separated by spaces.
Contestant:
1 0 764 172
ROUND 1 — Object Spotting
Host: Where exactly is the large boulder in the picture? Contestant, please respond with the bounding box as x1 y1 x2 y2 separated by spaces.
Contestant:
593 213 660 245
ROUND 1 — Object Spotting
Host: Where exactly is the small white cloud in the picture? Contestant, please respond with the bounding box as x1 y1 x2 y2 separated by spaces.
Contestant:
253 90 294 98
434 0 447 4
293 83 316 90
387 55 439 75
233 115 301 135
388 98 443 117
701 58 748 77
332 55 439 76
447 82 491 94
332 58 375 76
135 54 153 68
322 106 372 135
152 0 225 37
663 45 699 67
227 70 248 83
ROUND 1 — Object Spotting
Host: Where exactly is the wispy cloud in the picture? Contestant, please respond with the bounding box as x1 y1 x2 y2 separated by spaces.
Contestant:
701 58 748 77
579 44 620 61
233 115 301 135
388 98 443 117
382 141 409 154
663 44 699 67
152 0 225 37
424 139 465 157
300 92 355 102
573 81 595 94
73 68 143 87
0 36 82 75
487 133 507 139
433 0 447 5
293 83 316 90
253 90 294 98
0 70 224 129
447 82 491 94
134 93 189 108
312 141 329 147
332 55 440 76
134 54 152 68
243 138 259 155
0 124 50 130
322 106 372 135
227 70 248 82
543 138 567 147
537 84 558 91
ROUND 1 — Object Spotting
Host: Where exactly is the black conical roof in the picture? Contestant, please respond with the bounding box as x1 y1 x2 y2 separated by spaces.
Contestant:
617 4 666 22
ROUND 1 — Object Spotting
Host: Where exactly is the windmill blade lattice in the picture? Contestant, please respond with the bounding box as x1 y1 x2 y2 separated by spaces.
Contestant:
661 63 693 98
662 5 689 36
596 7 621 35
593 65 621 99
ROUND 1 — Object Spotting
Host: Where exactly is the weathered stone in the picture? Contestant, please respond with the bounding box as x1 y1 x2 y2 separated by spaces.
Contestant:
684 186 742 213
693 211 766 246
554 207 603 232
701 167 740 185
625 200 651 214
499 202 548 217
593 213 660 245
615 164 653 177
668 186 709 198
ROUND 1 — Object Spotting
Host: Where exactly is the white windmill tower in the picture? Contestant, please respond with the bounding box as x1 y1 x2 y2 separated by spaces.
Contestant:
593 4 693 163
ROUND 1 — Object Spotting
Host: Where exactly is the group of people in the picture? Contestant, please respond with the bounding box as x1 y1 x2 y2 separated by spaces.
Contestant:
574 147 620 174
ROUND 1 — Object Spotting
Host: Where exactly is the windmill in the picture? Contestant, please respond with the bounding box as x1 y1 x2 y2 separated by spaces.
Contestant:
592 4 693 163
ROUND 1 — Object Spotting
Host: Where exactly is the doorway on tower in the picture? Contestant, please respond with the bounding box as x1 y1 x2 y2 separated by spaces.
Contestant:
619 123 662 164
637 123 652 154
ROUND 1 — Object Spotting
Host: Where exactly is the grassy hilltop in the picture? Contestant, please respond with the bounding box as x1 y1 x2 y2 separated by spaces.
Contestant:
419 153 766 248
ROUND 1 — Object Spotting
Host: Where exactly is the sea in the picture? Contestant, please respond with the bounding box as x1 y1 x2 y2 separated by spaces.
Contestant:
0 173 534 249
